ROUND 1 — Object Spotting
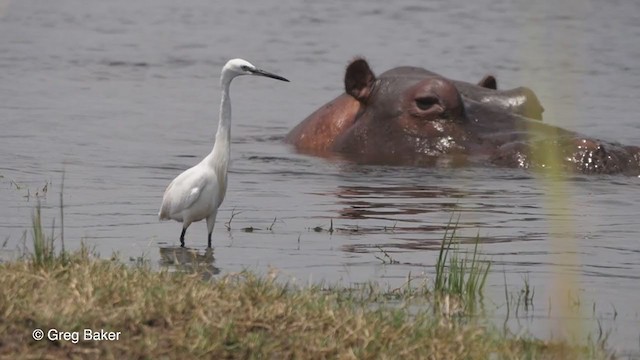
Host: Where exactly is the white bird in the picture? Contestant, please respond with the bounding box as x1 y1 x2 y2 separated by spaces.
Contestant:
159 58 289 248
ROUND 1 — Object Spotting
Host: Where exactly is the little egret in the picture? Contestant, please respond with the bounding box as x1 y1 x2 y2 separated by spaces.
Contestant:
159 58 289 248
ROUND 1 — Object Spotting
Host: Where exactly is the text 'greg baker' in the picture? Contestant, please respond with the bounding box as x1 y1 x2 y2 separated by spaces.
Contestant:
84 329 121 341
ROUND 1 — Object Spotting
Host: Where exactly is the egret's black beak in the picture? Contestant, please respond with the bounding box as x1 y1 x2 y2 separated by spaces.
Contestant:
251 68 290 82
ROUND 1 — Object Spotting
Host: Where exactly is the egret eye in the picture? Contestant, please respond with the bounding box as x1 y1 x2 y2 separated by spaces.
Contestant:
415 96 439 111
241 65 251 71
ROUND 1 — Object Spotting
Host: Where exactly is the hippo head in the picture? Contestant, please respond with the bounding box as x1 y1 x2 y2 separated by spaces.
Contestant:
334 59 470 164
286 58 640 175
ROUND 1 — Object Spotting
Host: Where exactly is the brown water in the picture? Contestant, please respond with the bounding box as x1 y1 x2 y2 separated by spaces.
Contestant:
1 0 639 355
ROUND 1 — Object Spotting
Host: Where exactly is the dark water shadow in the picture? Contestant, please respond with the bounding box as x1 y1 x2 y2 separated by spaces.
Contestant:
322 182 548 252
342 234 544 255
329 183 518 223
332 184 476 221
158 246 220 280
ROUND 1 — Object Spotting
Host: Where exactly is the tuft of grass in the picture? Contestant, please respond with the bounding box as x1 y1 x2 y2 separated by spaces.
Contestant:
30 202 60 267
434 217 490 312
503 273 537 321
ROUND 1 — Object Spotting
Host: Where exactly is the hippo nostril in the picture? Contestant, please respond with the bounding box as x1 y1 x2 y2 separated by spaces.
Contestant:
415 96 440 111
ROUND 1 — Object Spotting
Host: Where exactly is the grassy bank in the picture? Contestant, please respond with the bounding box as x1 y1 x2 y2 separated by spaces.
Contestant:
0 204 613 359
0 250 610 359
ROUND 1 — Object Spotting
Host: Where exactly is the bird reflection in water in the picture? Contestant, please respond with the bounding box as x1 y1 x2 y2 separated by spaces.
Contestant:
158 246 220 280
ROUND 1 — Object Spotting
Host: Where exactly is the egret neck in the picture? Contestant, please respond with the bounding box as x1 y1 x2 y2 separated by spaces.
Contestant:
207 75 233 192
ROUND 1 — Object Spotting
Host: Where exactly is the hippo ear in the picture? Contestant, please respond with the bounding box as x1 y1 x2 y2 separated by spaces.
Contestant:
345 58 376 102
478 75 497 90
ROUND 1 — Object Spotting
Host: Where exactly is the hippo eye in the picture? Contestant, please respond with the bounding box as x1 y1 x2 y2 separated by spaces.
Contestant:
415 96 440 111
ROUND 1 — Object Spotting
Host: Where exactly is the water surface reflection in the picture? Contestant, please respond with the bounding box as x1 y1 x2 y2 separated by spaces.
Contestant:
158 246 219 280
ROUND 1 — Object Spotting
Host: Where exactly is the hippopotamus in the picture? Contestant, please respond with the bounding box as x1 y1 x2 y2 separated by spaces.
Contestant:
285 58 640 175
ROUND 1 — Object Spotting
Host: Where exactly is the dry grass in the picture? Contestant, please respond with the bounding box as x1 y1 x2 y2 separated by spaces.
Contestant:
0 249 611 360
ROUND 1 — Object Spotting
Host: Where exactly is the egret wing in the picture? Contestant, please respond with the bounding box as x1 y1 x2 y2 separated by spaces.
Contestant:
159 166 214 220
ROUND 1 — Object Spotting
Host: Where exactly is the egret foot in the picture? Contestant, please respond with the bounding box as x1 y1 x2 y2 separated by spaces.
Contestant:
180 228 186 248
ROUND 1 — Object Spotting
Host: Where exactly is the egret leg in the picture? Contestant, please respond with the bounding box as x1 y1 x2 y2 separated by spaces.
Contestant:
206 211 218 249
180 228 186 248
